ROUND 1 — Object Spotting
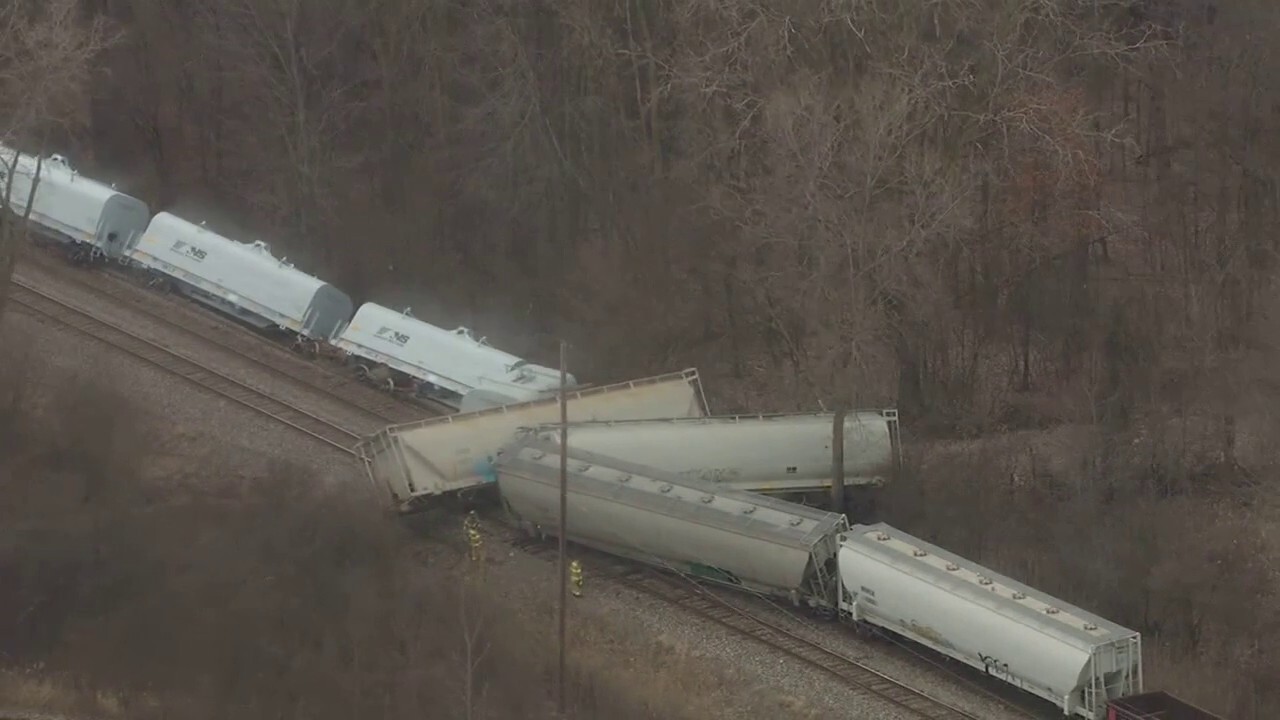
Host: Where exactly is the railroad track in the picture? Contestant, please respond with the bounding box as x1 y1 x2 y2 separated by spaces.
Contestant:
8 279 361 455
629 575 982 720
506 533 986 720
15 254 449 423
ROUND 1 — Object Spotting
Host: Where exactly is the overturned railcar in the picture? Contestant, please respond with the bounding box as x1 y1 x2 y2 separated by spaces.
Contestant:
332 302 572 409
516 409 901 496
358 369 709 512
494 437 848 608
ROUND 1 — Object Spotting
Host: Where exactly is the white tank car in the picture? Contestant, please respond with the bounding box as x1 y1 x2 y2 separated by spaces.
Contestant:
837 524 1143 720
127 212 353 340
0 145 150 260
358 368 709 512
495 436 850 606
332 302 572 408
514 410 900 495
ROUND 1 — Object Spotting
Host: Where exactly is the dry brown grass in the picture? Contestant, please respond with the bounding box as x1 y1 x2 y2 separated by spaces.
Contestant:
0 354 743 720
881 418 1280 720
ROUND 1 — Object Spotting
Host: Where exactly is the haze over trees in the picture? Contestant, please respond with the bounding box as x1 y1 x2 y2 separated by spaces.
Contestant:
2 0 1278 717
0 0 111 315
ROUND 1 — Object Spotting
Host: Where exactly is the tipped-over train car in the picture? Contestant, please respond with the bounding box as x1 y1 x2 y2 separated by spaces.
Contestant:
0 145 150 262
331 302 572 409
495 436 849 607
514 409 900 497
837 524 1143 719
126 212 353 341
358 368 709 512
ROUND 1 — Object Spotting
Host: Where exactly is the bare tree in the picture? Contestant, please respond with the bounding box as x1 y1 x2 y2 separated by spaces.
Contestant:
0 0 113 316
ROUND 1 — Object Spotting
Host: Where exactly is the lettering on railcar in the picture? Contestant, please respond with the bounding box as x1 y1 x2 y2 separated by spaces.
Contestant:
679 468 741 483
375 326 410 346
170 240 208 261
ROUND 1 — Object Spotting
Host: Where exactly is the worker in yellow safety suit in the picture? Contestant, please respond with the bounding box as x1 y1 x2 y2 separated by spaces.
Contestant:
464 512 483 563
570 559 583 598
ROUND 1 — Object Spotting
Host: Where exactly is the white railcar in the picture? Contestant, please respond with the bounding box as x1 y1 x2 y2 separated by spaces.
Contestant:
331 302 572 408
357 368 709 512
495 436 849 606
515 410 900 495
0 145 150 260
837 523 1143 720
127 212 353 340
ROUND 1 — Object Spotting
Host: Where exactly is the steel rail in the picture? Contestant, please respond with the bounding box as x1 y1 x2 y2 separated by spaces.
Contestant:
8 279 361 455
506 533 995 720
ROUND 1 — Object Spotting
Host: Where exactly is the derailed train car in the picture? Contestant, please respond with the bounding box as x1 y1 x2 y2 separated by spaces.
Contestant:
359 369 708 512
492 440 1149 720
494 436 848 607
838 524 1144 719
126 212 354 341
0 145 150 262
332 301 572 409
514 409 900 496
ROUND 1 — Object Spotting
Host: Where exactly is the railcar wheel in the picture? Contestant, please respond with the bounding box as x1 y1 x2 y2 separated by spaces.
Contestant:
290 338 319 358
67 246 90 266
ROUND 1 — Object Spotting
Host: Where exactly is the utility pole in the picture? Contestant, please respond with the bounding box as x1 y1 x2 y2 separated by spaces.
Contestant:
832 406 847 515
557 340 569 715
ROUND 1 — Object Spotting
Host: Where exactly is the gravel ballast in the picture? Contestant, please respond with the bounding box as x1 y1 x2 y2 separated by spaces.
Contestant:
4 254 1042 720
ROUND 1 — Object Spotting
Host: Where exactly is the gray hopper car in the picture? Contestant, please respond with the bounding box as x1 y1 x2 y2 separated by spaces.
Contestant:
494 436 849 607
515 409 901 496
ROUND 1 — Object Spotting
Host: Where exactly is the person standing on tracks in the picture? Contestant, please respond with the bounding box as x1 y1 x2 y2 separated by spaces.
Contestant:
569 559 583 598
464 511 483 563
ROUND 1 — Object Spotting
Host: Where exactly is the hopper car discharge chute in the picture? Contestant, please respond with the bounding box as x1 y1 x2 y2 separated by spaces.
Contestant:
331 301 573 409
125 212 353 342
493 436 849 609
837 523 1144 720
514 409 902 497
0 144 151 263
357 368 709 513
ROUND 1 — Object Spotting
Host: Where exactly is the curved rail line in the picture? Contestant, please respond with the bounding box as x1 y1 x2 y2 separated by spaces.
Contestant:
17 253 451 423
8 279 361 455
506 533 1002 720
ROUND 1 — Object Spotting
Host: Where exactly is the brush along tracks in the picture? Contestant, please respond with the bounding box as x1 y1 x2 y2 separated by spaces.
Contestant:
8 279 362 455
505 533 990 720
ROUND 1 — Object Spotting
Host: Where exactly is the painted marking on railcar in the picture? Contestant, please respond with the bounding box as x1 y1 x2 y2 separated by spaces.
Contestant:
678 468 742 483
979 652 1011 677
375 326 410 346
169 239 207 261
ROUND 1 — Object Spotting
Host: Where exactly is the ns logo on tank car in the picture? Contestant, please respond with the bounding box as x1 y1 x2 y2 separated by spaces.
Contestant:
170 240 207 261
375 326 410 346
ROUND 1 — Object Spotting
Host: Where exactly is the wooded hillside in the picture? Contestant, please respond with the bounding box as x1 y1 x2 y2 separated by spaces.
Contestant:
2 1 1277 717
